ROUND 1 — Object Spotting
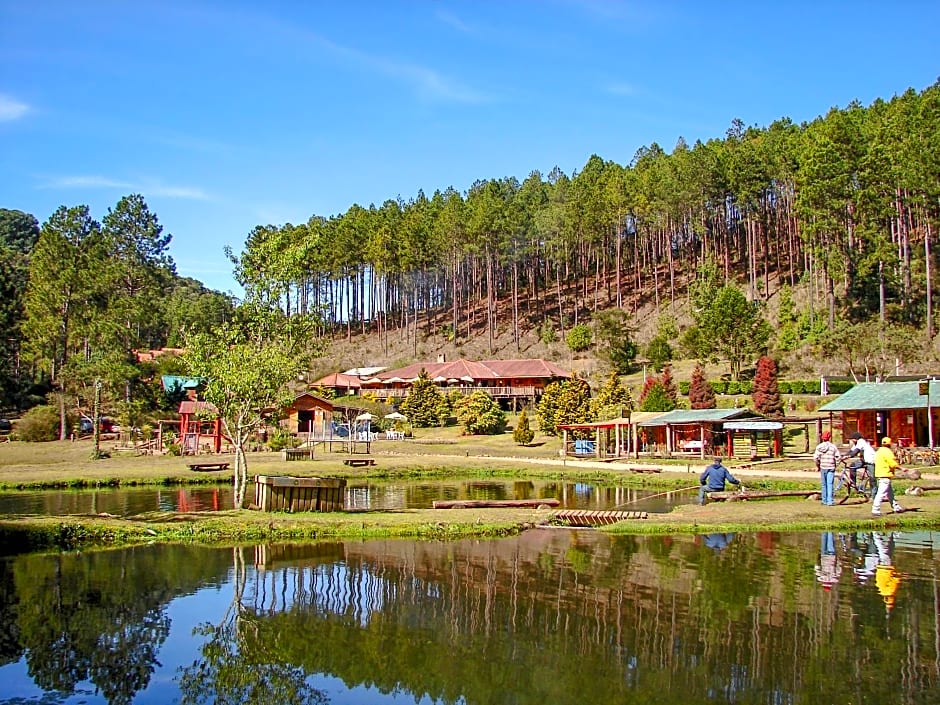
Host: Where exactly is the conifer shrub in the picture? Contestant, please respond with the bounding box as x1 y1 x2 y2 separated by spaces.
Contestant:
513 409 535 445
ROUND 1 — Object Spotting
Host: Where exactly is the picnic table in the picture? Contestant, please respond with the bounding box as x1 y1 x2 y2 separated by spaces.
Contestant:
343 458 376 467
188 462 230 472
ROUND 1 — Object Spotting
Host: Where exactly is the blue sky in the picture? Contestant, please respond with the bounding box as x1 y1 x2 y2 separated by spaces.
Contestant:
2 1 938 295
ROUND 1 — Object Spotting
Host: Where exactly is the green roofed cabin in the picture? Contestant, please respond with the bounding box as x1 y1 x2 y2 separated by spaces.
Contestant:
817 380 940 448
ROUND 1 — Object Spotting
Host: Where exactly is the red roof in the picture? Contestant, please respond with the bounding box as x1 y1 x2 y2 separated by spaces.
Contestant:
178 400 218 415
368 358 571 384
312 372 362 389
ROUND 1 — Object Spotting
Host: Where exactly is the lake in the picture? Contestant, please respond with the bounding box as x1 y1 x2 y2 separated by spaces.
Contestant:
0 528 937 704
0 479 695 516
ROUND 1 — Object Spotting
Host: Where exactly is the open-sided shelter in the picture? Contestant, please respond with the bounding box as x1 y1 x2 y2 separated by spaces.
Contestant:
636 408 768 458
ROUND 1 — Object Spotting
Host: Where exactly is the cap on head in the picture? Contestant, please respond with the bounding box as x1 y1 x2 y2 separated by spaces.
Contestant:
851 431 863 440
882 437 892 446
821 430 831 441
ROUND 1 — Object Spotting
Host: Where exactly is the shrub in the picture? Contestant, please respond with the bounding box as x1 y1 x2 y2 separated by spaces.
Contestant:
828 380 855 394
513 409 535 445
538 321 557 344
267 428 299 452
777 381 791 394
803 380 821 394
17 405 61 442
453 391 506 435
679 381 690 395
565 324 593 352
789 381 805 394
709 380 727 395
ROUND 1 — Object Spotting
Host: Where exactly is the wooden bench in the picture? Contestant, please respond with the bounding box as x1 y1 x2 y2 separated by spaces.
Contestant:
188 462 230 472
342 458 376 467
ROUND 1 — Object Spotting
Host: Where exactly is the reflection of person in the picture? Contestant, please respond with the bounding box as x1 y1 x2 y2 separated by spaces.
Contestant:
703 533 735 551
873 532 901 615
872 438 905 516
698 457 741 505
813 430 841 506
815 531 842 591
847 432 876 489
851 532 880 585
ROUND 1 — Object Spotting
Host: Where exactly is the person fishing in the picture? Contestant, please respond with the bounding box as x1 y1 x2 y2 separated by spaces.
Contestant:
698 456 743 505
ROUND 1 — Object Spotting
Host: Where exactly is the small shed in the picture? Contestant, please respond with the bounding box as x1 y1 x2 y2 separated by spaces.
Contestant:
637 408 761 458
817 380 940 447
723 420 784 459
282 392 335 436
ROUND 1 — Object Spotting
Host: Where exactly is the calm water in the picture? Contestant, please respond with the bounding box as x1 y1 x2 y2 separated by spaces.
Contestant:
0 479 694 516
0 529 938 704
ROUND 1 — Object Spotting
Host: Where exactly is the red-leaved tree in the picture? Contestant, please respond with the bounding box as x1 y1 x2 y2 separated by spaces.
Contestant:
688 364 716 409
752 355 784 417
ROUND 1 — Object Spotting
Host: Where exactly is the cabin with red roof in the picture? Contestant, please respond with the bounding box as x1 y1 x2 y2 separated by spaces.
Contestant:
314 357 572 407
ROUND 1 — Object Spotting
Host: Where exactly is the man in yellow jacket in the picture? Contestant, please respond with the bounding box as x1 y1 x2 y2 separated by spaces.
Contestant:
872 437 905 516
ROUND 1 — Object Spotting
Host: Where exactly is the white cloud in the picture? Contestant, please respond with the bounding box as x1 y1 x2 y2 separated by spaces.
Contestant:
0 94 29 121
39 174 211 200
605 81 638 97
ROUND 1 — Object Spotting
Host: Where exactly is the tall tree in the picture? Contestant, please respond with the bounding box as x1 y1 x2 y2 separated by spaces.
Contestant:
688 364 716 409
0 209 40 408
22 206 105 438
185 302 319 508
752 356 784 418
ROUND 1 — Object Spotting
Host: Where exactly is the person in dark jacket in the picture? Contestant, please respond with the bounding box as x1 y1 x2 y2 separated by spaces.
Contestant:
699 456 742 505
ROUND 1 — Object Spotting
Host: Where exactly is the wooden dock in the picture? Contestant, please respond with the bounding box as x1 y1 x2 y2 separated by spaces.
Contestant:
254 475 346 512
549 509 649 526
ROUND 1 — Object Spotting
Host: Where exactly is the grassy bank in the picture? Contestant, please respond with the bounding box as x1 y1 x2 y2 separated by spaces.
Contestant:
2 437 940 554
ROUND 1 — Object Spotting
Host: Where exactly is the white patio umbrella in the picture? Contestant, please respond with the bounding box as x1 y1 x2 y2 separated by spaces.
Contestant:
384 412 407 420
355 412 376 421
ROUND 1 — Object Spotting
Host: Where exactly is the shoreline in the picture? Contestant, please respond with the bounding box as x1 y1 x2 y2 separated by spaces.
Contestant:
2 443 940 554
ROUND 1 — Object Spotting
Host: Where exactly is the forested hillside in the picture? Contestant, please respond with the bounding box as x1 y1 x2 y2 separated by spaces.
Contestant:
231 83 940 379
3 83 940 423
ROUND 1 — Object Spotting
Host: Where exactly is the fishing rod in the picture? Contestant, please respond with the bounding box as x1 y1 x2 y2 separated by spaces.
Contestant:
611 484 700 510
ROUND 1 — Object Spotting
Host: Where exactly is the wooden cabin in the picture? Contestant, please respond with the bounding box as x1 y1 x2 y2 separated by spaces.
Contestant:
281 392 335 436
818 380 940 447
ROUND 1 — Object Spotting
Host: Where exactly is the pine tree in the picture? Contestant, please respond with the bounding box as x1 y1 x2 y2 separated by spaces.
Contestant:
752 355 784 417
591 371 634 420
513 409 535 445
400 369 447 427
536 377 593 435
688 364 716 409
661 364 679 405
638 377 676 412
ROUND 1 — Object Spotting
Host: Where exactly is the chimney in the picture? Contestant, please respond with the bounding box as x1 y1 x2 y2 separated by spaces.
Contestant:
437 353 446 363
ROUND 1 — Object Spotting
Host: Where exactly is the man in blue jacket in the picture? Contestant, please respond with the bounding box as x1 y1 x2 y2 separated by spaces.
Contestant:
699 456 742 505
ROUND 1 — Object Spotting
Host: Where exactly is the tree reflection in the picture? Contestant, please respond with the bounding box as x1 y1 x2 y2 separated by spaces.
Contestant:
11 544 230 704
178 547 327 705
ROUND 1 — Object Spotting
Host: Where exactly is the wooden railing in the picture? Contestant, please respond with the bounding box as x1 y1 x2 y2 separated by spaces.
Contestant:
362 385 539 399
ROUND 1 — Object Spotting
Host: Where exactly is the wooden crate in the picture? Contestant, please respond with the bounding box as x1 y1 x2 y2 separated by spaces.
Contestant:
254 475 347 512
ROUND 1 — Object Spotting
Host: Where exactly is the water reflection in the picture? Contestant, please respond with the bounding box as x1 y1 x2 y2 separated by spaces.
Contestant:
1 530 939 704
0 479 694 515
